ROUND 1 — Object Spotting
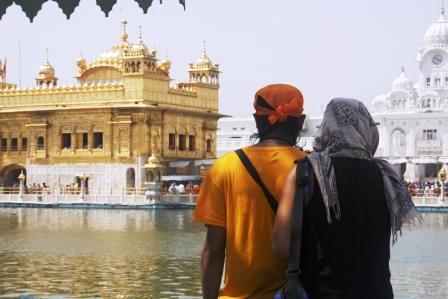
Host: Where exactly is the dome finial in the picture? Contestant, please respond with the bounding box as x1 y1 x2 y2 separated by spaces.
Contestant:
138 25 143 43
202 40 207 58
442 1 446 15
121 20 128 43
44 48 49 64
401 65 405 73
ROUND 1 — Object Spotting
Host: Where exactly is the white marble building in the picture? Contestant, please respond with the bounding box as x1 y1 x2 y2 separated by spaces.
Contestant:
372 7 448 181
217 7 448 182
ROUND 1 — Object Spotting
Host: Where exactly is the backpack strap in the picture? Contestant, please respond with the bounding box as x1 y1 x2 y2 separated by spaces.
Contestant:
235 149 278 213
283 158 312 298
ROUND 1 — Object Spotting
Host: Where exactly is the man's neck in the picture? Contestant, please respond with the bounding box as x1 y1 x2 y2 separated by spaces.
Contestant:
253 138 292 148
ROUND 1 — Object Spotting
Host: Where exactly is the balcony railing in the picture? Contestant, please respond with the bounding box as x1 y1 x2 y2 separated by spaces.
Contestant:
416 139 442 156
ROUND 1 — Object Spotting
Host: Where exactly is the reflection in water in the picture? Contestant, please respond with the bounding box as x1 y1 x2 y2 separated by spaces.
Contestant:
0 209 447 298
390 213 448 299
0 208 204 298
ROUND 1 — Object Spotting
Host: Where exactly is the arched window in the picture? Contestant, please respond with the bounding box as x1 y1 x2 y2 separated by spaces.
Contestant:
178 127 187 151
188 128 196 151
37 136 44 150
168 127 176 150
126 168 136 190
206 138 212 153
391 129 406 157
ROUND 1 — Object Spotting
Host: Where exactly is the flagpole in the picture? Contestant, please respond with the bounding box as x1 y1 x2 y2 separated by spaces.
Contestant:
18 38 22 88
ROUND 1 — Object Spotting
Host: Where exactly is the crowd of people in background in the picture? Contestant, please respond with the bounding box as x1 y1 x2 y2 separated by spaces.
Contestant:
1 178 446 198
162 181 201 195
0 181 202 195
405 180 448 197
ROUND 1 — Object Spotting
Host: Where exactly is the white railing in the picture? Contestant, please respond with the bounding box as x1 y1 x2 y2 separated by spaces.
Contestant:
416 139 442 155
0 193 198 206
0 194 441 208
411 196 445 206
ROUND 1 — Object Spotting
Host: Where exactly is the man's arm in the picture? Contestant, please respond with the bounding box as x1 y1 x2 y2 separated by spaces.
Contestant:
201 224 226 299
272 165 297 259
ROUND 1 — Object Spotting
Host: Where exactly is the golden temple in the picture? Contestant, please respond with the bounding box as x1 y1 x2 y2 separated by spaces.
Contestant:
0 22 220 193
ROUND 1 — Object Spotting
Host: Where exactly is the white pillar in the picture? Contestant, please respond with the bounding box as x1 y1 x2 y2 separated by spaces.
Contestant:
404 162 418 182
443 133 448 156
18 170 25 201
79 174 87 200
407 128 416 157
18 179 24 201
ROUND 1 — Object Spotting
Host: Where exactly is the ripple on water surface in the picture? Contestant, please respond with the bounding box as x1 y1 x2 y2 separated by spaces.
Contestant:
0 208 447 298
0 208 203 298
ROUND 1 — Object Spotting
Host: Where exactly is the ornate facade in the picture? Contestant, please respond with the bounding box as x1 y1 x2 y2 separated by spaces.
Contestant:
371 7 448 180
0 22 221 193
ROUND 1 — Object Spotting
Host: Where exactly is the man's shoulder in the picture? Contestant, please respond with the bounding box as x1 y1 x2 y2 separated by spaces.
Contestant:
212 150 239 167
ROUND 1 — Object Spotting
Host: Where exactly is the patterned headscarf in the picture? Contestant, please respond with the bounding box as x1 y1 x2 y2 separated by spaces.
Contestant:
308 98 421 243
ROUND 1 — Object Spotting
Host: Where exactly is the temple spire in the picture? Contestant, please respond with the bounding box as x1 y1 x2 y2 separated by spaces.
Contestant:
44 48 49 64
202 40 207 58
120 20 128 43
138 25 142 43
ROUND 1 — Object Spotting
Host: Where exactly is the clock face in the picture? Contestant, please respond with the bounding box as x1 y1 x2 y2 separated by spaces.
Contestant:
432 53 444 65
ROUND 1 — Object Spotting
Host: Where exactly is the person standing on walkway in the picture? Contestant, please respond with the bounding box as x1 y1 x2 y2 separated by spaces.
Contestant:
272 98 422 299
195 84 307 298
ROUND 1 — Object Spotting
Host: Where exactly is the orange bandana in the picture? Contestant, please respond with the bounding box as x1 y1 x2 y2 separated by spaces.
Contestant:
253 84 304 125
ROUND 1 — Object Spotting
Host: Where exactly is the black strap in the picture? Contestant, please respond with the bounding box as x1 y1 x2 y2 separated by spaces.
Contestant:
283 158 311 299
234 149 278 213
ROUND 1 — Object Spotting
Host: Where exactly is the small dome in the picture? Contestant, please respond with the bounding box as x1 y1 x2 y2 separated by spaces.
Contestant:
192 41 217 70
37 57 56 80
159 58 171 68
100 45 128 59
131 26 150 56
156 58 172 76
145 152 163 169
373 94 387 112
391 67 414 91
197 54 212 66
424 8 448 48
131 42 150 56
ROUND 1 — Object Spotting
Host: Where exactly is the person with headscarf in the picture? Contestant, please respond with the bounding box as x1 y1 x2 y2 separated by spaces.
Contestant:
272 98 421 299
195 84 307 298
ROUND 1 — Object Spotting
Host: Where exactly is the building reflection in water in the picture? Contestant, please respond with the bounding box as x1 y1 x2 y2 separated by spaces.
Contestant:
0 208 204 297
1 208 446 298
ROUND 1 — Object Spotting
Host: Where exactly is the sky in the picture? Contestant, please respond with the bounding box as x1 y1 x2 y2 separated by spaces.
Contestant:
0 0 443 116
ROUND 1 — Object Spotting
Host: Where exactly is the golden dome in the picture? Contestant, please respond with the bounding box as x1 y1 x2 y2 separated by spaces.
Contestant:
94 22 153 64
190 41 219 71
196 43 213 67
36 51 57 81
145 152 163 169
156 58 171 76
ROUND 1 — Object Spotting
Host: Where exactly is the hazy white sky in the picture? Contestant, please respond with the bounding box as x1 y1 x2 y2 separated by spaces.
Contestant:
0 0 442 116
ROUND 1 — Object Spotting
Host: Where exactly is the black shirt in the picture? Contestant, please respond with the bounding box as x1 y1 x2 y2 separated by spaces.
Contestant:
300 157 393 299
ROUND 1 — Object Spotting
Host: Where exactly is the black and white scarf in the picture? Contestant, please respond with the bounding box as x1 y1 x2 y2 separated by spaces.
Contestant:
308 98 422 243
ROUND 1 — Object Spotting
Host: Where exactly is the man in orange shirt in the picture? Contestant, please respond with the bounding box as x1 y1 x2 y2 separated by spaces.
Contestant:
194 84 307 298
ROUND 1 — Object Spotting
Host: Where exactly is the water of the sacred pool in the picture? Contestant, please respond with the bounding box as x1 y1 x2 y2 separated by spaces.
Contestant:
0 208 447 298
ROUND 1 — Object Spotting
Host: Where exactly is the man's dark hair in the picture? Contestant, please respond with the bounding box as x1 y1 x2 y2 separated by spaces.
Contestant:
251 114 305 146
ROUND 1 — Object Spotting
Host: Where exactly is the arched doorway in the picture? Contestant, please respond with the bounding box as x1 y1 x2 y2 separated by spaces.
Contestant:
0 164 26 187
126 168 136 190
391 129 406 157
75 176 89 195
